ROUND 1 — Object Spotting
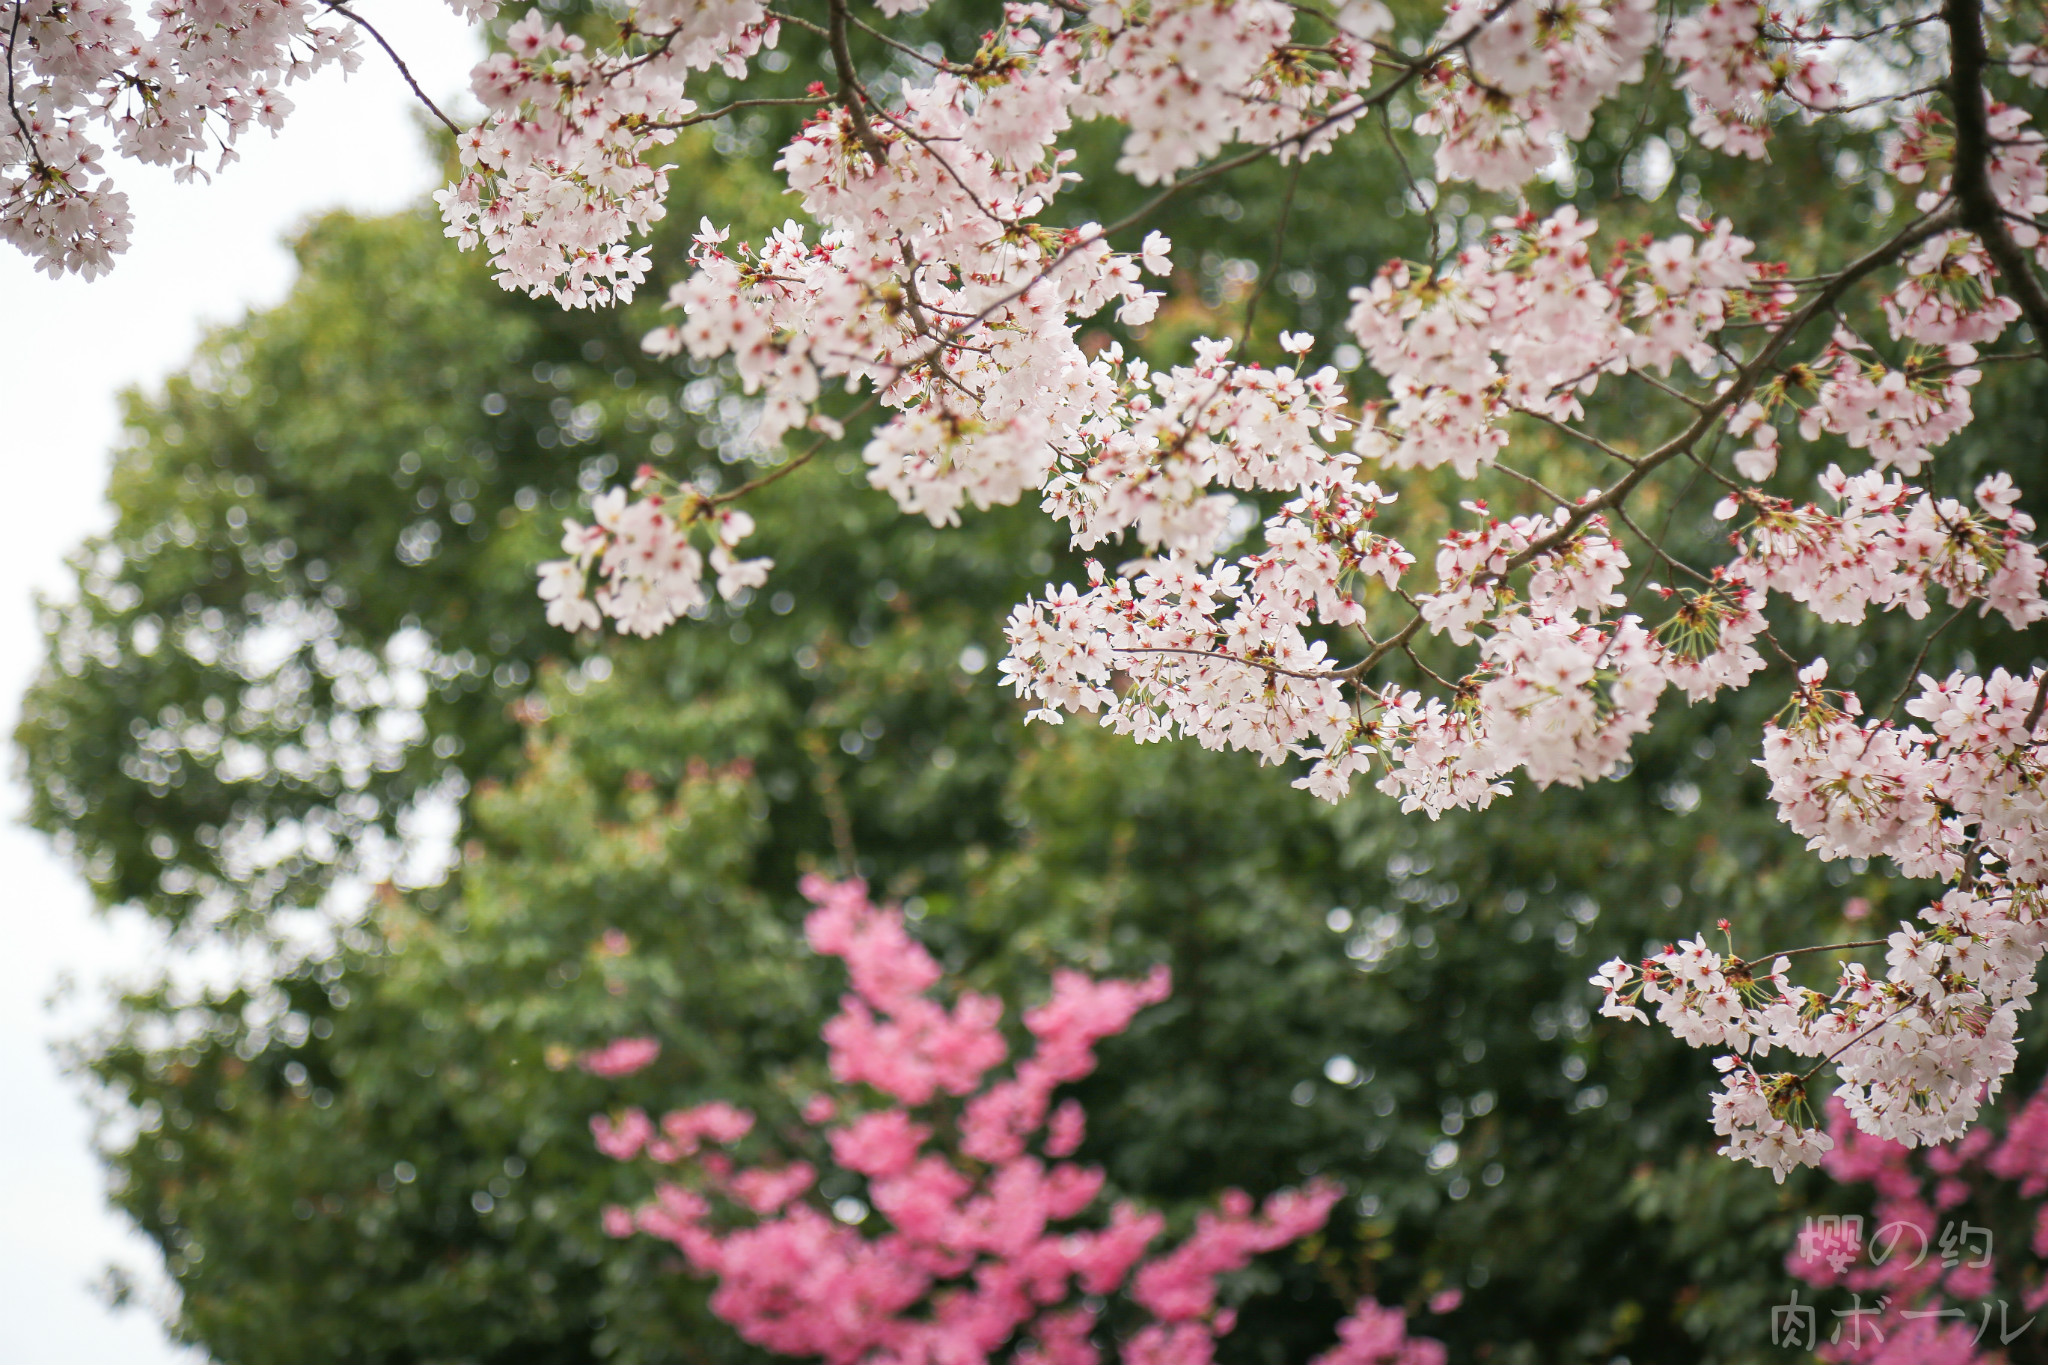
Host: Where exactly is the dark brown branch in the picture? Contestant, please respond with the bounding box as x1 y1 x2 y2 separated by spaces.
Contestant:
826 0 890 168
1492 204 1963 581
1947 0 2048 352
5 0 51 177
1344 609 1426 679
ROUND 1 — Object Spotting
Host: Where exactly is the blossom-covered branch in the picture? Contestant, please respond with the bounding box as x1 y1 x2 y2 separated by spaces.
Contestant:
17 0 2048 1181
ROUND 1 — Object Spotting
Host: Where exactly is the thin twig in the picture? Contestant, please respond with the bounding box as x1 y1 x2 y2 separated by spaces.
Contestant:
846 11 972 74
1628 367 1709 410
1377 103 1441 266
1515 407 1642 467
1754 939 1889 962
1119 646 1352 683
5 0 51 175
1880 602 1968 723
324 2 460 134
1400 642 1457 689
647 95 832 131
1492 460 1575 507
802 730 860 877
1238 156 1306 350
700 396 878 512
1792 83 1939 115
1613 503 1713 585
1802 1006 1907 1081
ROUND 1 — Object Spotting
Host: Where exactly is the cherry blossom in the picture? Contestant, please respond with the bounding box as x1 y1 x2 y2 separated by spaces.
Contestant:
1664 0 1842 159
15 0 2048 1181
579 1035 662 1077
590 877 1446 1365
1595 662 2048 1177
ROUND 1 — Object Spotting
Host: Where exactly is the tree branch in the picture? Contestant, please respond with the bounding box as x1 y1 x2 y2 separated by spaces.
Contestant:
1947 0 2048 353
5 0 52 177
1493 203 1963 580
827 0 890 168
323 2 460 134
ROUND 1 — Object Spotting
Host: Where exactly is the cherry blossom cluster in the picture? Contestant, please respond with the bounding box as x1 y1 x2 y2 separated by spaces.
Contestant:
1 0 427 276
1786 1084 2048 1360
556 1 2048 1175
1417 0 1659 191
1592 880 2043 1180
587 877 1448 1365
1344 208 1772 476
1067 0 1380 184
1663 1 1842 159
1885 101 2048 272
435 2 779 307
1775 329 1980 479
13 0 2048 1183
441 0 2048 1180
537 478 772 637
1593 649 2048 1178
997 200 2048 817
1720 467 2047 631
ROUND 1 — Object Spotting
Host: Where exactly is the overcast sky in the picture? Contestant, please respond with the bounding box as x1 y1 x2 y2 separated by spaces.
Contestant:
1 10 479 1361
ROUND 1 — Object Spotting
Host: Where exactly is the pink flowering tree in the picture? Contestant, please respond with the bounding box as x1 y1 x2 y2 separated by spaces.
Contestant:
1781 1073 2048 1362
16 0 2048 1177
582 875 1445 1365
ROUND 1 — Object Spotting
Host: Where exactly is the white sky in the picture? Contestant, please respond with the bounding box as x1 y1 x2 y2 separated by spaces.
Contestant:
0 10 479 1361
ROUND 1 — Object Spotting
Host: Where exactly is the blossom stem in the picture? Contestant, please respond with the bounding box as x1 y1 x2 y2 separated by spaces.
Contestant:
321 2 460 134
1756 940 1889 962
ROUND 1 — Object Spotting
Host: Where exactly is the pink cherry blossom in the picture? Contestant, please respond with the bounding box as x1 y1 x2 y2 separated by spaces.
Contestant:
587 879 1440 1365
578 1035 661 1077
